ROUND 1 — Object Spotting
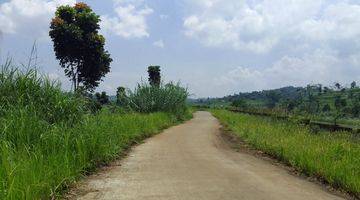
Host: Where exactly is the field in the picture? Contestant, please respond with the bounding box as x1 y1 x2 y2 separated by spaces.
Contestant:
211 109 360 197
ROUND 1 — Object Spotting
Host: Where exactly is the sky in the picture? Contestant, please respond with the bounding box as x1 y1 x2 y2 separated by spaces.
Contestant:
1 0 360 98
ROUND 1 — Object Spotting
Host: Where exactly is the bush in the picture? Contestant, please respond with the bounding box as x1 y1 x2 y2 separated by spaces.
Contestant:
126 81 189 118
231 99 248 109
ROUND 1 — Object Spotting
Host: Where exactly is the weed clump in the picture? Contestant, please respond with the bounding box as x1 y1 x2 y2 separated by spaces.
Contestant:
126 81 189 119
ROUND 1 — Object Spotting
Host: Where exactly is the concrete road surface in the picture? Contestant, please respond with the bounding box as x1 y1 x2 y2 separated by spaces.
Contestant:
72 111 345 200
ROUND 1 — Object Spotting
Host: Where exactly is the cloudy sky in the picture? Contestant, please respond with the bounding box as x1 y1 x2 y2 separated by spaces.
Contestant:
1 0 360 97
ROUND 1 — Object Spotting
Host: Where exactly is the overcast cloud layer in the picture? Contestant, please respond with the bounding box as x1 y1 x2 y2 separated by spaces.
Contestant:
1 0 360 97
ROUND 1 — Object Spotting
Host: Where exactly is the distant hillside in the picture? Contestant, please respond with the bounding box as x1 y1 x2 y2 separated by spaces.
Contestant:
191 83 360 118
190 86 305 107
222 86 305 104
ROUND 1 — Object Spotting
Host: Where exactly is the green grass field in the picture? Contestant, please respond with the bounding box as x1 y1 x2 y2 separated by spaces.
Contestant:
211 109 360 196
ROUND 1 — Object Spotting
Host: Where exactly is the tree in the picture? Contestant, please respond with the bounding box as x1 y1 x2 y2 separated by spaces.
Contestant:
299 85 320 114
148 66 161 87
116 86 127 106
265 91 280 108
282 99 298 112
323 87 330 93
351 81 357 89
334 82 341 90
333 95 347 125
49 2 112 92
95 91 110 105
317 84 323 93
231 99 248 109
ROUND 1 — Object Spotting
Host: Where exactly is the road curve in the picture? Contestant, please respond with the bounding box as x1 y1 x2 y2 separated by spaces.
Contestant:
73 111 344 200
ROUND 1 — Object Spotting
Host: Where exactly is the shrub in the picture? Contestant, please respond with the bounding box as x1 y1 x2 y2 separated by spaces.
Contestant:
322 104 331 112
126 81 189 118
231 99 248 109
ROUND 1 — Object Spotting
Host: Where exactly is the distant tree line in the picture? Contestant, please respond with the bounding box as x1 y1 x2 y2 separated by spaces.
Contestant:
226 81 360 123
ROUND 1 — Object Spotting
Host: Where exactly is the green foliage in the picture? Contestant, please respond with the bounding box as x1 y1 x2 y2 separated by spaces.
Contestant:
126 81 189 118
0 111 178 199
0 64 186 199
95 91 110 105
200 82 360 126
231 99 248 109
0 61 84 126
299 84 321 113
116 86 128 107
265 90 281 108
351 81 357 89
212 110 360 196
322 104 331 112
335 82 342 90
147 66 161 87
280 98 298 112
334 95 347 110
49 2 112 91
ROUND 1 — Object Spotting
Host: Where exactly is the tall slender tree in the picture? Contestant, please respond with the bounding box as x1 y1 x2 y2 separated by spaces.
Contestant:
116 86 127 106
147 66 161 87
49 2 112 92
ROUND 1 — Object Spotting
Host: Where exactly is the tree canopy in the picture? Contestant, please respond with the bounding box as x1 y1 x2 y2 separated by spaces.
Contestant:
49 2 112 91
148 66 161 87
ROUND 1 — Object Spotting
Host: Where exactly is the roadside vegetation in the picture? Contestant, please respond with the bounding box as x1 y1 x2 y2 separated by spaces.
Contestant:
0 61 190 199
212 109 360 197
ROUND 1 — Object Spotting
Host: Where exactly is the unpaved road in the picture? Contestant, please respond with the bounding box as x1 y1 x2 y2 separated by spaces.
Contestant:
72 111 345 200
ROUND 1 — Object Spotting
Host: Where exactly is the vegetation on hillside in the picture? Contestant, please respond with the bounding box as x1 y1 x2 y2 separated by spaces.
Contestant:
194 83 360 126
212 110 360 197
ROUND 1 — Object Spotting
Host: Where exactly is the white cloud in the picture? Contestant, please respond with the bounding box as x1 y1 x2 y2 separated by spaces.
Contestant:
215 49 360 94
0 0 76 37
183 0 360 53
101 0 153 38
153 39 164 48
182 0 360 96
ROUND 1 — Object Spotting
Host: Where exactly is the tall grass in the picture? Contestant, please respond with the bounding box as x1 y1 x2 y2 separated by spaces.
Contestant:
0 63 187 199
212 109 360 197
0 111 178 199
0 61 84 125
126 81 189 118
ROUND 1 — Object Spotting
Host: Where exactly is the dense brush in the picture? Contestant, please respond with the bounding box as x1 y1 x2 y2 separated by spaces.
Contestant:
126 81 189 119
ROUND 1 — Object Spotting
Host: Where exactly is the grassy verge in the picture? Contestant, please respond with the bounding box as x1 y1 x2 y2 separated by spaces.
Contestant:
0 64 192 199
0 111 187 199
211 109 360 197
